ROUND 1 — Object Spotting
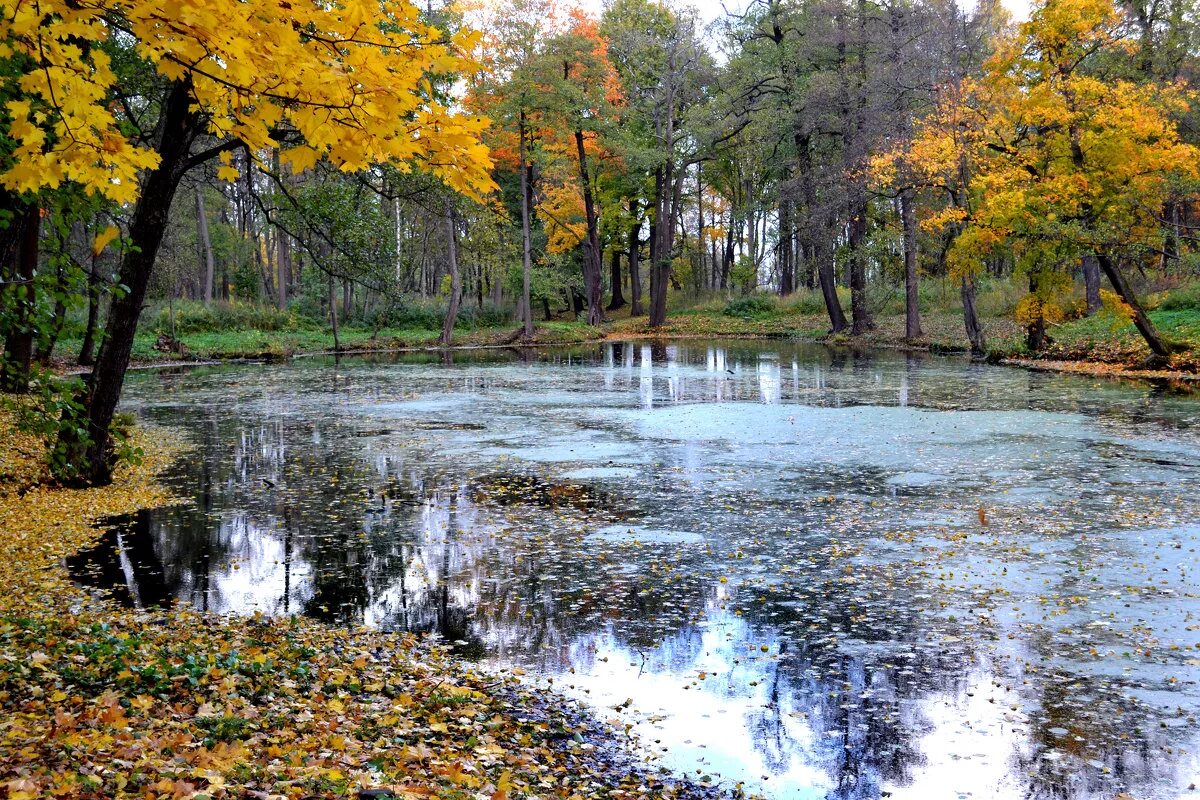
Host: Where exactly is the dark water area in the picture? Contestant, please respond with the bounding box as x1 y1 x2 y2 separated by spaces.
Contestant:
72 341 1200 800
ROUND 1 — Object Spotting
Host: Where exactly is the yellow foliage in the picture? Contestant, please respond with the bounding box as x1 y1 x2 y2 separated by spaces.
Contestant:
902 0 1199 276
537 179 586 254
0 0 496 202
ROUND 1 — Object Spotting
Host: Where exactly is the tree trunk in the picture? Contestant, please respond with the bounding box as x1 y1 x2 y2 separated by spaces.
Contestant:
1 203 40 393
36 261 67 365
900 189 922 340
960 274 986 357
628 199 643 316
607 248 625 310
1096 252 1172 361
848 199 873 335
59 79 200 486
574 129 604 326
1082 255 1101 315
1025 272 1045 352
196 187 215 305
778 192 794 296
277 230 290 311
78 251 102 366
440 205 461 347
328 272 341 352
797 132 846 332
518 114 534 338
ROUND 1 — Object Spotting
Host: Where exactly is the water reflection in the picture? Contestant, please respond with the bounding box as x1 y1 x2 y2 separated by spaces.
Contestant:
79 341 1200 800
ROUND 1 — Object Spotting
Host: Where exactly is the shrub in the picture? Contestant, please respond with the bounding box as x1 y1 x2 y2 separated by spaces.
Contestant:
780 288 830 316
722 293 777 319
1159 281 1200 311
150 300 306 334
361 298 513 332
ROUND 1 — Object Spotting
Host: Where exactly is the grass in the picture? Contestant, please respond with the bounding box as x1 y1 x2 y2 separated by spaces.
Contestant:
1031 306 1200 365
48 279 1200 376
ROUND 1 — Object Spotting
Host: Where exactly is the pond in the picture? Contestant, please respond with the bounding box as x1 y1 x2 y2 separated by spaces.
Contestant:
71 340 1200 800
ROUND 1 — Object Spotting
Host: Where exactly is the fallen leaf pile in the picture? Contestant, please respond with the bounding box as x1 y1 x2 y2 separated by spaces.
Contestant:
0 408 730 800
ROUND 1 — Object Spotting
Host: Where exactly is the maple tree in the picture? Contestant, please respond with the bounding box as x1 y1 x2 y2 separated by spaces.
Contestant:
889 0 1197 361
0 0 495 484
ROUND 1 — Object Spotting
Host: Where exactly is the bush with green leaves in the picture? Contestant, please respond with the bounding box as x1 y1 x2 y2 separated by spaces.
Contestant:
150 300 308 335
722 293 777 319
3 371 142 483
1159 281 1200 311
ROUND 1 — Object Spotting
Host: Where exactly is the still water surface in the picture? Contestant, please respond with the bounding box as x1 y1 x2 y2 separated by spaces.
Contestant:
72 341 1200 800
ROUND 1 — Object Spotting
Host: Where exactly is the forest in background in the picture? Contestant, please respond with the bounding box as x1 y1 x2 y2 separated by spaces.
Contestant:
3 0 1200 483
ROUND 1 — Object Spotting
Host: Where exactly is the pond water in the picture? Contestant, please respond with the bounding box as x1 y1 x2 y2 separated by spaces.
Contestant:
71 341 1200 800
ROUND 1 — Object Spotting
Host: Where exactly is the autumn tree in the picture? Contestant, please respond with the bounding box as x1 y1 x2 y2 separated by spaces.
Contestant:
903 0 1198 361
1 0 493 484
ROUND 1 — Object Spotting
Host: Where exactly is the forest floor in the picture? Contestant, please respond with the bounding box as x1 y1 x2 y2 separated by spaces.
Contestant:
55 304 1200 382
0 407 731 800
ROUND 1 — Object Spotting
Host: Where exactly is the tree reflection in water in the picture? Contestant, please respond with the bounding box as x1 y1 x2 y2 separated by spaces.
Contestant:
72 342 1200 800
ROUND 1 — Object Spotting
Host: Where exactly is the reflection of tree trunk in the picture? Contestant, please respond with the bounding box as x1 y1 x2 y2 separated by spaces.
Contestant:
1096 252 1171 361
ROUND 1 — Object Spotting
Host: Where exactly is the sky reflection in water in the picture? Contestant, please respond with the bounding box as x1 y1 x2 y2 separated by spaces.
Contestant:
70 341 1200 800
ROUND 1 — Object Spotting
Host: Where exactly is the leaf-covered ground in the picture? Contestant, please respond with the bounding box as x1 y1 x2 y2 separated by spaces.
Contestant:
0 409 731 800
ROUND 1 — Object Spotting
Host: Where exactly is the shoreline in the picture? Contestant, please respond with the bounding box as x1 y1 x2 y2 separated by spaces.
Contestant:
0 412 733 800
59 325 1200 387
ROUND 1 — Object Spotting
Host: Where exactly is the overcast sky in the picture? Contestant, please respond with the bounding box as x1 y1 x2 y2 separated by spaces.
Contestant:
573 0 1030 32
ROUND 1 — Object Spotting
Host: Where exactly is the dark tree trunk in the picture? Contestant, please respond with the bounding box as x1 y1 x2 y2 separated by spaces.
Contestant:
196 187 215 305
1 203 40 393
628 199 643 316
847 199 873 335
1096 252 1172 361
1025 273 1045 352
607 249 625 310
779 192 794 296
328 272 340 352
59 79 201 485
816 226 848 333
960 274 986 357
518 115 534 337
440 205 461 347
1082 255 1101 315
276 229 290 311
649 169 684 327
78 253 102 366
797 132 846 332
36 262 67 365
899 189 922 340
574 129 604 326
